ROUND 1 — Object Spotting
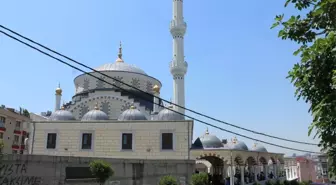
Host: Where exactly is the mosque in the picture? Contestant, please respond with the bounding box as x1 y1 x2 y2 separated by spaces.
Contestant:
27 0 286 184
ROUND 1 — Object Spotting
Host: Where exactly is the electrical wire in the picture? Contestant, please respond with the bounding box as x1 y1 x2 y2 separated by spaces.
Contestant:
0 28 322 154
0 25 319 146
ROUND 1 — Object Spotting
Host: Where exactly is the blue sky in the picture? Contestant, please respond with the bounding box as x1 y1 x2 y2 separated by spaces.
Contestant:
0 0 320 155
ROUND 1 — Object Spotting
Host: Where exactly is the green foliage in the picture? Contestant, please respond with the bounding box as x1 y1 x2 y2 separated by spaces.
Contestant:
253 182 261 185
284 180 290 185
289 180 300 185
275 179 282 185
159 175 178 185
89 160 114 185
22 109 30 118
272 0 336 175
191 173 208 185
265 180 273 185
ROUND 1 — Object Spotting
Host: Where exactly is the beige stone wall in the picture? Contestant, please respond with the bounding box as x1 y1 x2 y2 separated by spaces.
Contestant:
31 120 193 160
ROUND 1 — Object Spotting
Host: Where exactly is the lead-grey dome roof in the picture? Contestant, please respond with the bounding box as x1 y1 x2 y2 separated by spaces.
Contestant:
193 129 223 149
81 106 109 121
118 106 147 121
49 108 75 121
229 137 249 151
250 143 267 152
157 105 184 121
95 62 147 75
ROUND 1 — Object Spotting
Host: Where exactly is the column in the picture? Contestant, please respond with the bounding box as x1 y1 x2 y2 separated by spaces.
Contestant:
241 166 245 185
254 166 258 182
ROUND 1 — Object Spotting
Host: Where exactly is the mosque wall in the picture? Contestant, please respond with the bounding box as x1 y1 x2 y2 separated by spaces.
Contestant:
74 71 161 95
68 91 150 120
0 154 194 185
30 121 193 160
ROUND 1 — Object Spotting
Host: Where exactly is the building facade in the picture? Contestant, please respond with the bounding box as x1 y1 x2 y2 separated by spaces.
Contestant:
296 156 316 182
284 157 298 181
0 107 30 154
29 119 193 160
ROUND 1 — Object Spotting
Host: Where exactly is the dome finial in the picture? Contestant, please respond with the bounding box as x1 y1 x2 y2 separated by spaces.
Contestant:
205 127 209 135
152 84 161 93
116 41 124 63
94 102 99 110
55 83 62 95
253 142 257 148
232 136 238 144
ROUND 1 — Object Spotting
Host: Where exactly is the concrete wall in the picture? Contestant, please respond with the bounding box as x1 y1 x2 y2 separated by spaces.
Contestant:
0 154 195 185
30 121 193 160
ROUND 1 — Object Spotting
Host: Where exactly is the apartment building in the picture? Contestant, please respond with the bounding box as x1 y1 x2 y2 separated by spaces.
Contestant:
0 107 31 154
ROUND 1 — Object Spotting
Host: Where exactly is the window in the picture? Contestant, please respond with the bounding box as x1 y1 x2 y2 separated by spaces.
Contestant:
161 133 173 150
121 133 133 150
46 133 57 149
13 135 19 145
0 116 5 123
0 133 3 139
81 133 92 149
15 121 21 129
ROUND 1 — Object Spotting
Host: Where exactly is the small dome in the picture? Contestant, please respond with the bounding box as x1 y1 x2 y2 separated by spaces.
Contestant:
250 143 267 152
118 106 147 121
49 107 75 121
81 105 109 121
229 137 249 151
157 105 184 121
192 128 223 149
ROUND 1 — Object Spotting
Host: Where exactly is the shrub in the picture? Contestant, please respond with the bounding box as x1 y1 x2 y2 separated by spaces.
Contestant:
253 182 261 185
159 175 178 185
284 180 290 185
89 160 114 185
266 180 274 185
191 173 208 185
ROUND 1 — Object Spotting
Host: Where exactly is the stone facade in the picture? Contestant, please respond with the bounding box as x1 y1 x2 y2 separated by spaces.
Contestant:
0 154 195 185
29 120 193 160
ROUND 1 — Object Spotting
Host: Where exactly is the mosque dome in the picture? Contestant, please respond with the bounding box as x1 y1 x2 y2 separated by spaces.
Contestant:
192 128 223 149
49 107 75 121
229 137 249 151
95 42 147 75
157 105 184 121
118 106 147 121
250 143 267 152
81 104 109 121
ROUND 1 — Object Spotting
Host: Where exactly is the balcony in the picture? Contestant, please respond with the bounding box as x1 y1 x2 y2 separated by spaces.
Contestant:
12 140 20 149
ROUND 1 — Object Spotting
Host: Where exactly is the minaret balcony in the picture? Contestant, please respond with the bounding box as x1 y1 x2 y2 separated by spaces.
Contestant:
170 61 188 75
170 20 187 36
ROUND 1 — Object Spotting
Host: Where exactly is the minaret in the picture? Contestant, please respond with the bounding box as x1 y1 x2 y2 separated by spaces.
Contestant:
170 0 188 116
55 83 62 111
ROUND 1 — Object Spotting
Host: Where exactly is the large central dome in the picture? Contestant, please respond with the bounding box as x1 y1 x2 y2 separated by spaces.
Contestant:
95 62 147 75
94 42 147 75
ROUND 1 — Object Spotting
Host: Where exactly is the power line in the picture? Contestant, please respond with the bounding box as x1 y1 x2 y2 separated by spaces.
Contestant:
0 25 318 146
0 27 322 154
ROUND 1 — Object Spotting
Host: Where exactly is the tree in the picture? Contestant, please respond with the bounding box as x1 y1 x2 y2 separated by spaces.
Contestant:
272 0 336 175
22 109 30 118
159 175 178 185
89 160 114 185
191 173 208 185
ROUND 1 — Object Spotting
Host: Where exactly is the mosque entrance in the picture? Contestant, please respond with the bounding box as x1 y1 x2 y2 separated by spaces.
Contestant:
197 155 225 185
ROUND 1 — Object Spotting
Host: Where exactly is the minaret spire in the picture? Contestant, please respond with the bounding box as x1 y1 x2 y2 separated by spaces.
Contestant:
116 41 124 63
170 0 188 118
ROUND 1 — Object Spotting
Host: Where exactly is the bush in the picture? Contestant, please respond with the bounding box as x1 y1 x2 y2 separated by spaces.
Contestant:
159 175 178 185
253 182 261 185
284 180 290 185
266 180 274 185
89 160 114 185
191 173 208 185
275 179 281 185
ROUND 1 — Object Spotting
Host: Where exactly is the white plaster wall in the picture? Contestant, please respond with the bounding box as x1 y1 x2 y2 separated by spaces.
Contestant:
31 120 193 160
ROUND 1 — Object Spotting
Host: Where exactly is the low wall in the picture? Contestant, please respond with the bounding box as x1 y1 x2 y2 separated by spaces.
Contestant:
0 154 195 185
